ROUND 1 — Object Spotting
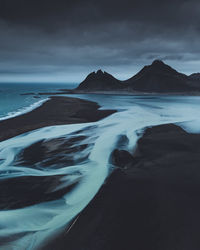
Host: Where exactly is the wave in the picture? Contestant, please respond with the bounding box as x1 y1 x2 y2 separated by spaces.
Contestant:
0 98 49 121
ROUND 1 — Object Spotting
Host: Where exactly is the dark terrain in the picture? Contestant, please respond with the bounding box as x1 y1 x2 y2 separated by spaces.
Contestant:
0 134 93 210
43 123 200 250
0 96 115 142
0 96 116 211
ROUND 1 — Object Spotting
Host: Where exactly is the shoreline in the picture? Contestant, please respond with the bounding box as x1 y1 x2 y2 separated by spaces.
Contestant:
0 96 116 142
22 89 200 97
66 89 200 96
0 98 49 121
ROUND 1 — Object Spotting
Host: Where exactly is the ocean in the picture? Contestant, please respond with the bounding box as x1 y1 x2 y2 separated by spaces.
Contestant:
0 83 78 120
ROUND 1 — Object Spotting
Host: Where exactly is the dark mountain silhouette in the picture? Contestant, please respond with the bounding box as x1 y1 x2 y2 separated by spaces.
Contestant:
189 73 200 81
76 69 123 91
125 60 194 92
75 60 200 93
188 73 200 89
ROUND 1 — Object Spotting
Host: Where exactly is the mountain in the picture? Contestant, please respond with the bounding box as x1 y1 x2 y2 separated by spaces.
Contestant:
75 60 200 93
125 60 194 92
188 73 200 89
189 73 200 81
76 70 123 91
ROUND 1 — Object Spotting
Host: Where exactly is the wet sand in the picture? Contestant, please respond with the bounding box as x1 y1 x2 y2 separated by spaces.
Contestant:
43 124 200 250
0 96 115 211
0 96 116 142
0 134 91 210
2 95 200 250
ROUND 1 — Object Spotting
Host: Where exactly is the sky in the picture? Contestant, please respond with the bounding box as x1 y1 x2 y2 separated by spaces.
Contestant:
0 0 200 83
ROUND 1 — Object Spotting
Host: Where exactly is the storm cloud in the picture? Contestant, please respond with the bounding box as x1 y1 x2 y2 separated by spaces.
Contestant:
0 0 200 82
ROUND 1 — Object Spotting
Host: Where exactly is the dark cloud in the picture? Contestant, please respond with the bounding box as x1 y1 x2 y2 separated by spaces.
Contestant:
0 0 200 82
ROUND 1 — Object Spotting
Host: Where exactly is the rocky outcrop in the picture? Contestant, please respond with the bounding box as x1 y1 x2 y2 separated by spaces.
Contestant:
111 149 134 168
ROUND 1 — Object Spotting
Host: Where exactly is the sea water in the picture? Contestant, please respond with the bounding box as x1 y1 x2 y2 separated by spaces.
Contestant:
0 83 78 120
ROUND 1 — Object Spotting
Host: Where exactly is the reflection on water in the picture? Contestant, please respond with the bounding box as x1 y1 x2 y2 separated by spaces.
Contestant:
1 95 200 249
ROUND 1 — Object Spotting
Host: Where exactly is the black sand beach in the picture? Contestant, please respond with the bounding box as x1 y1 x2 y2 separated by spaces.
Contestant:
43 123 200 250
0 96 116 142
0 96 116 211
1 95 200 250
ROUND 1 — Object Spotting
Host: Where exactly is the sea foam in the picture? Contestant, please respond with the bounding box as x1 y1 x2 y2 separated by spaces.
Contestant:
0 98 49 121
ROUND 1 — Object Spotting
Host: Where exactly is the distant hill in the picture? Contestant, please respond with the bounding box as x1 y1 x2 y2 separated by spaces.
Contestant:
75 60 200 93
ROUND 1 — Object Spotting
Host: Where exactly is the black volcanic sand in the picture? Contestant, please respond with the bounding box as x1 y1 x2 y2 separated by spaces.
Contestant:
0 96 116 142
0 174 79 210
0 135 92 210
15 135 90 168
43 124 200 250
0 96 115 210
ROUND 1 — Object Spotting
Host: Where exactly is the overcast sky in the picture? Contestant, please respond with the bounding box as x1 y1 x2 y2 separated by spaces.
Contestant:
0 0 200 83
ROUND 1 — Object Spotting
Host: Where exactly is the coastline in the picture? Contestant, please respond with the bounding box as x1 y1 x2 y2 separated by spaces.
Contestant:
42 123 200 250
71 90 200 96
22 89 200 96
0 98 49 121
0 96 116 142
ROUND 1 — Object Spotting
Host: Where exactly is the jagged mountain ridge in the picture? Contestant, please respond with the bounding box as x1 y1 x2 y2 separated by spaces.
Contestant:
75 60 200 93
77 69 123 91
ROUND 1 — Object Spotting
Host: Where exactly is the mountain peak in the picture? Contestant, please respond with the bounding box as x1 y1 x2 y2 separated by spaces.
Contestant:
76 70 122 91
96 69 104 75
148 59 180 75
130 60 178 79
151 59 165 66
124 59 191 92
